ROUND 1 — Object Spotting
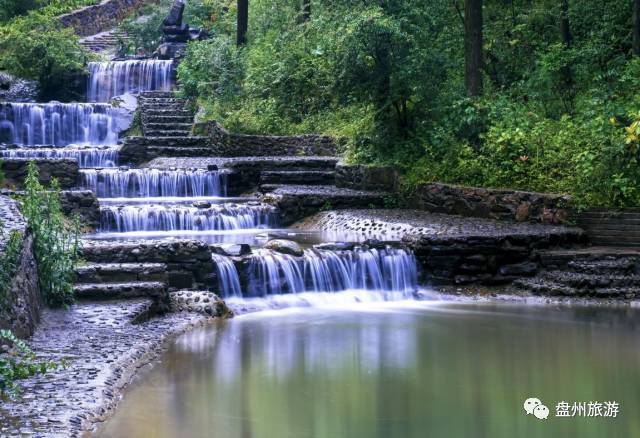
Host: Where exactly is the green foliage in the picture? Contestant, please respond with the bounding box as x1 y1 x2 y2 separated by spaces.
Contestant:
0 329 60 399
0 11 89 100
171 0 640 208
20 162 80 308
0 0 99 22
0 229 22 311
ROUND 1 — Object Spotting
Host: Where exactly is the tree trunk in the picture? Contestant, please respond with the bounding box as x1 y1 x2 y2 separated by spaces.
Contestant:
302 0 311 22
560 0 571 46
464 0 483 97
237 0 248 46
559 0 573 90
634 0 640 56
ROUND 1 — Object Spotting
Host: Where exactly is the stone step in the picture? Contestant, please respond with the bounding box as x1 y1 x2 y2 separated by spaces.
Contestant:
144 109 193 117
140 97 187 105
538 247 640 270
144 130 192 137
566 258 640 276
144 123 193 131
513 277 640 298
75 263 167 284
124 136 208 147
73 281 167 300
260 170 335 185
542 271 640 289
142 115 194 124
225 157 339 172
146 146 214 156
141 103 187 111
140 91 176 98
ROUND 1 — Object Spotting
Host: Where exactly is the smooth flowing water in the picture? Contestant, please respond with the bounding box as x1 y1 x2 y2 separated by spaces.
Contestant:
0 102 120 146
0 145 119 168
97 301 640 438
87 60 174 102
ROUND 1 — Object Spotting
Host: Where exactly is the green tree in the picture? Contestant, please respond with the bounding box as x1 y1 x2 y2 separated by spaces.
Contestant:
0 12 88 100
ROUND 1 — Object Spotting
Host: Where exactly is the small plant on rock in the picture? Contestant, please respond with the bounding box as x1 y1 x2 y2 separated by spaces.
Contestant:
20 162 80 307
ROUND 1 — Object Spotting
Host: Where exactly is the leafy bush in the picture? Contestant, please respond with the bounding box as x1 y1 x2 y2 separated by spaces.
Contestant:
0 229 22 311
0 12 89 100
172 0 640 208
0 329 59 399
20 163 80 308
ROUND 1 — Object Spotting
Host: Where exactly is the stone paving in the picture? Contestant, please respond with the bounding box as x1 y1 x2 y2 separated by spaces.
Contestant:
0 300 224 437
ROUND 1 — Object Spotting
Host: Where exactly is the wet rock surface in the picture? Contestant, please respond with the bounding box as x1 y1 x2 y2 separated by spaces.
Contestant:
0 300 224 437
264 239 304 256
0 72 38 102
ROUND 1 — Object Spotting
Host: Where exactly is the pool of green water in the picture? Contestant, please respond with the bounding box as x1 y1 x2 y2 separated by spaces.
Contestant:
96 300 640 438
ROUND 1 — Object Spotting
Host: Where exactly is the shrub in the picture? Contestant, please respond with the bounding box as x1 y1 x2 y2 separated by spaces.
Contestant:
0 12 89 100
20 162 80 308
0 329 59 399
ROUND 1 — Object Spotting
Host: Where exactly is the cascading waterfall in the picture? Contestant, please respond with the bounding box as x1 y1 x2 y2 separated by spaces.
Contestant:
242 246 418 298
0 146 119 168
81 168 227 198
0 103 120 146
212 255 242 297
87 60 174 102
100 203 276 232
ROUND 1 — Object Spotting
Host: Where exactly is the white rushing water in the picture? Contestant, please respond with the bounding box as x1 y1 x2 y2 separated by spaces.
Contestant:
0 103 120 146
0 146 119 168
212 246 419 300
99 203 276 232
87 60 174 102
81 168 227 198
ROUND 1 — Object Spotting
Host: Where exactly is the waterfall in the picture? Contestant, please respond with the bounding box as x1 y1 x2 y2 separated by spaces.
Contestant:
87 60 174 102
0 103 120 146
243 246 418 298
99 203 276 232
212 255 242 297
81 168 227 198
0 146 119 168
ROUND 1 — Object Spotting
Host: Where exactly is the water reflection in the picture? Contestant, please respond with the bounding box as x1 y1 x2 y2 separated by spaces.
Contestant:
98 302 640 438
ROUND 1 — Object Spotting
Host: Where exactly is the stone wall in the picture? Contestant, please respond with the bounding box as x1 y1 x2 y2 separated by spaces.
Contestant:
335 163 398 192
195 120 339 157
81 240 215 290
59 191 101 230
1 158 79 190
59 0 158 37
404 231 586 285
0 196 41 338
409 183 571 225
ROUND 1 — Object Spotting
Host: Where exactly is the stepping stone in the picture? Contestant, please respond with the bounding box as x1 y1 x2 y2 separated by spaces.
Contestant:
73 281 167 300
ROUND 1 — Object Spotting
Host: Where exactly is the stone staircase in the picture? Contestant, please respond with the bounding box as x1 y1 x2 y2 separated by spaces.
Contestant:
80 29 129 53
140 91 193 137
513 248 640 298
74 262 169 301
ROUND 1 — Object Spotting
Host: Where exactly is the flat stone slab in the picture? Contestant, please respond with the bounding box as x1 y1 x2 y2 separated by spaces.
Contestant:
0 301 223 436
144 155 339 169
293 209 584 242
